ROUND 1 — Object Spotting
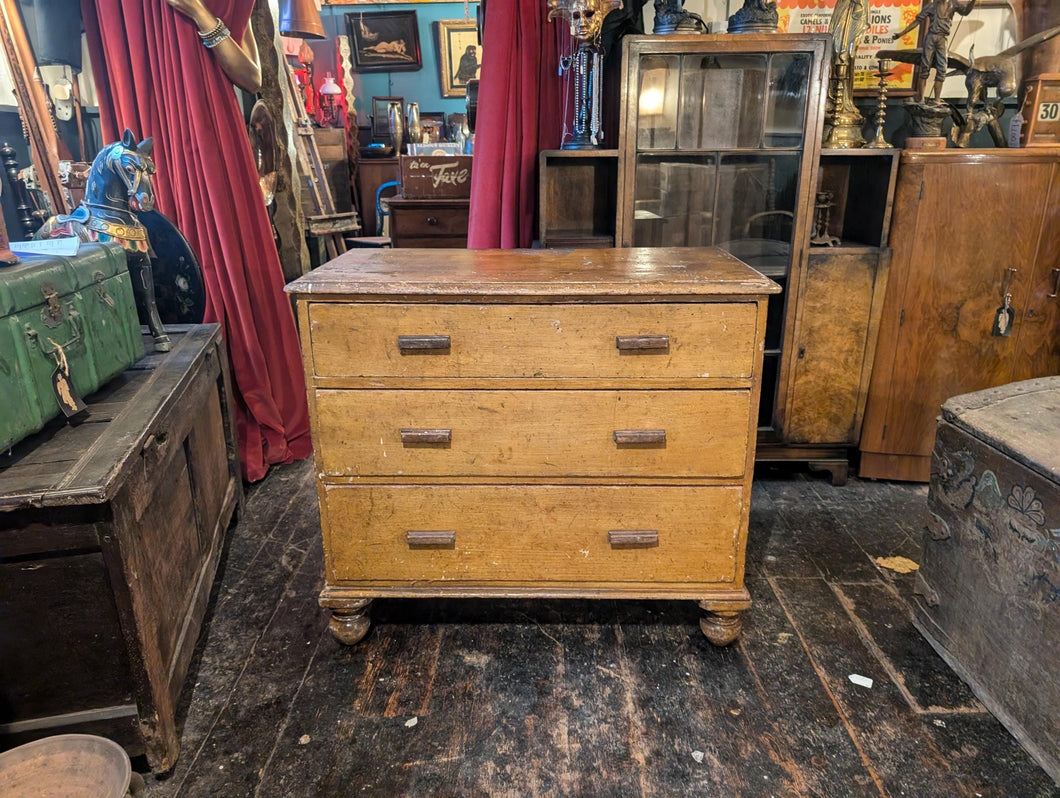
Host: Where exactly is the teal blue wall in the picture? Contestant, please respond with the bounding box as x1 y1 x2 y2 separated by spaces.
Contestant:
318 2 478 130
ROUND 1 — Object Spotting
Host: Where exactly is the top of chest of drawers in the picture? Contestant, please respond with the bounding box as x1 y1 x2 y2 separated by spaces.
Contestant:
285 247 779 302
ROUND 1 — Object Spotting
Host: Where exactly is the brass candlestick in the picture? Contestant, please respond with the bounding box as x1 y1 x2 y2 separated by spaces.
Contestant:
866 59 894 149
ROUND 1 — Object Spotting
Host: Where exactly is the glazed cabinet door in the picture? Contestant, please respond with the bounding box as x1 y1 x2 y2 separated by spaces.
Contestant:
616 34 829 439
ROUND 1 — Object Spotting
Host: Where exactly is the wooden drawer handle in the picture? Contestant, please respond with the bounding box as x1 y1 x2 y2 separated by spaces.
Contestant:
426 216 439 225
406 530 456 549
397 335 451 351
613 429 666 445
616 334 669 351
608 530 659 549
400 428 452 445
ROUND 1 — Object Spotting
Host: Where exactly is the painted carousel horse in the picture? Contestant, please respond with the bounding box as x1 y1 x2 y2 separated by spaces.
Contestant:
37 129 170 351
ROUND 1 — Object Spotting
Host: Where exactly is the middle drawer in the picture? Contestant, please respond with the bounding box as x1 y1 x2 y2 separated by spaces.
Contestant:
315 389 750 478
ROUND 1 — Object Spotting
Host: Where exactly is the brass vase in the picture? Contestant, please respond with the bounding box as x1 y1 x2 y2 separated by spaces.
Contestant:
406 102 422 148
387 101 405 155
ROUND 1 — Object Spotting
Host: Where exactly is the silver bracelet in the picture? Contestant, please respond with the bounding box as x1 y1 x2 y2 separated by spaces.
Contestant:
202 21 231 48
197 17 223 39
197 17 230 48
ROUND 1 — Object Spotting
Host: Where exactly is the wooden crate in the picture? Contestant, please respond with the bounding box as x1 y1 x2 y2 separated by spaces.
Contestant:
399 155 472 198
0 325 242 771
915 377 1060 783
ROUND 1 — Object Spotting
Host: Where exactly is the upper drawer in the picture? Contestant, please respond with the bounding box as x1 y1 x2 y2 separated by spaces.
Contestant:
315 388 751 478
307 303 759 380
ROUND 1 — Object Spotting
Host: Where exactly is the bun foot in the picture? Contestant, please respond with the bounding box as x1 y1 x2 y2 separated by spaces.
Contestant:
327 599 372 645
698 609 743 646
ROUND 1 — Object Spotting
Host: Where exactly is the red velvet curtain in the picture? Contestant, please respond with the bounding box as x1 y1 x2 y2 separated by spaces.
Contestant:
467 1 564 249
82 0 311 481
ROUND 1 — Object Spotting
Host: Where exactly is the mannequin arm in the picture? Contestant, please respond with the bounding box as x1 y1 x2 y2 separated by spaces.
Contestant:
166 0 262 93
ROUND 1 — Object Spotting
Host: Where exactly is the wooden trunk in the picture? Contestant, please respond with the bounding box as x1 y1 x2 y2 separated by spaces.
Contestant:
0 325 242 771
286 247 778 648
915 377 1060 784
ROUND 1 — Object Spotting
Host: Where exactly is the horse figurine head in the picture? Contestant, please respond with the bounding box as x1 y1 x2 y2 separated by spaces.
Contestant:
38 129 155 253
36 128 171 352
86 129 156 215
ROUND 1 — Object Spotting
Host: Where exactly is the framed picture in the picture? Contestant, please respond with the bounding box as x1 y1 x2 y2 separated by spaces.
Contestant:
346 10 422 73
775 0 922 95
435 19 481 98
371 96 403 139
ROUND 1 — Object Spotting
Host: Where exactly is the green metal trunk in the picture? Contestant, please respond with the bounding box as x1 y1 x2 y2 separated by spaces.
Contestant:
0 242 143 451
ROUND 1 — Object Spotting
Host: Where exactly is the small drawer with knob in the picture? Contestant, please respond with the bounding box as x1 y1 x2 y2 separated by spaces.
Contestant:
388 197 469 247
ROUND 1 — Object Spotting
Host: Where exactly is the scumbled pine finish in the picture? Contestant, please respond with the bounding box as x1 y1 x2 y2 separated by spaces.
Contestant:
286 247 780 648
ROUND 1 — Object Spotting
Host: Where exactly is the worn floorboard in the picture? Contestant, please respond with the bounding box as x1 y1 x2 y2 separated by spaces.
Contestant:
140 461 1059 797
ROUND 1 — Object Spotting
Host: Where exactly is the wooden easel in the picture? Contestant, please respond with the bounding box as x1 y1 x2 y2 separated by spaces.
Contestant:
284 64 358 263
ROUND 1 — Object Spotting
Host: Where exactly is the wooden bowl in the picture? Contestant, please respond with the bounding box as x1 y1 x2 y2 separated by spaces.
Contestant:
0 734 132 797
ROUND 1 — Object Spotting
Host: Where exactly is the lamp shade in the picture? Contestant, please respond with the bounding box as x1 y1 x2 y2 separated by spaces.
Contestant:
279 0 326 40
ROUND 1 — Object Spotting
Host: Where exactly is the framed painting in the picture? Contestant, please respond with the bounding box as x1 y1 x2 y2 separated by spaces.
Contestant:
346 10 422 73
435 19 481 98
775 0 922 94
371 96 403 139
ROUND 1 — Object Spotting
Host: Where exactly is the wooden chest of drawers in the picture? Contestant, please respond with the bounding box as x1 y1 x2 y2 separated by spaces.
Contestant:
387 196 469 248
286 248 778 645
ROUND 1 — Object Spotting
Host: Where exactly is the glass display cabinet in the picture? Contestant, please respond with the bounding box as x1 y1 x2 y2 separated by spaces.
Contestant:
617 34 841 476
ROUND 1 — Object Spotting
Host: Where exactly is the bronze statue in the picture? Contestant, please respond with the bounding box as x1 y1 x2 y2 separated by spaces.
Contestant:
892 0 977 105
881 22 1060 144
727 0 778 34
652 0 707 34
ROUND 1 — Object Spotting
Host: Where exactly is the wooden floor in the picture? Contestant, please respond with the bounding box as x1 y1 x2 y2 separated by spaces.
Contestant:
143 459 1059 797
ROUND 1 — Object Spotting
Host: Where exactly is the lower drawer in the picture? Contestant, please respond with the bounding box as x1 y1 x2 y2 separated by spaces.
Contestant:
322 484 744 587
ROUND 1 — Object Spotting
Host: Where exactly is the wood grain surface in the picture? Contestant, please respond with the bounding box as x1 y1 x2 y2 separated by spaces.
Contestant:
859 150 1060 481
314 389 750 478
307 302 759 381
286 247 780 300
322 484 743 587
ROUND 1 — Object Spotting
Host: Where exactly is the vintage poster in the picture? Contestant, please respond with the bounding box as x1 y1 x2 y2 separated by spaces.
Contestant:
775 0 923 93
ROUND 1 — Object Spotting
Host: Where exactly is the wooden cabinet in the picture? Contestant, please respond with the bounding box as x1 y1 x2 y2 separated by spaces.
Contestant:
387 196 470 247
538 149 618 247
0 325 242 770
614 34 901 481
287 247 779 647
860 149 1060 482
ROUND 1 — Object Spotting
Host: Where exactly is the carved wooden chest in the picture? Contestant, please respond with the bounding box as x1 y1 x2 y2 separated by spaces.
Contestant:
287 247 779 648
915 377 1060 783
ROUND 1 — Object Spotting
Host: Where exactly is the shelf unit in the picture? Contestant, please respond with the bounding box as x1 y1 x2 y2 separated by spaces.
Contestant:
538 149 619 248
